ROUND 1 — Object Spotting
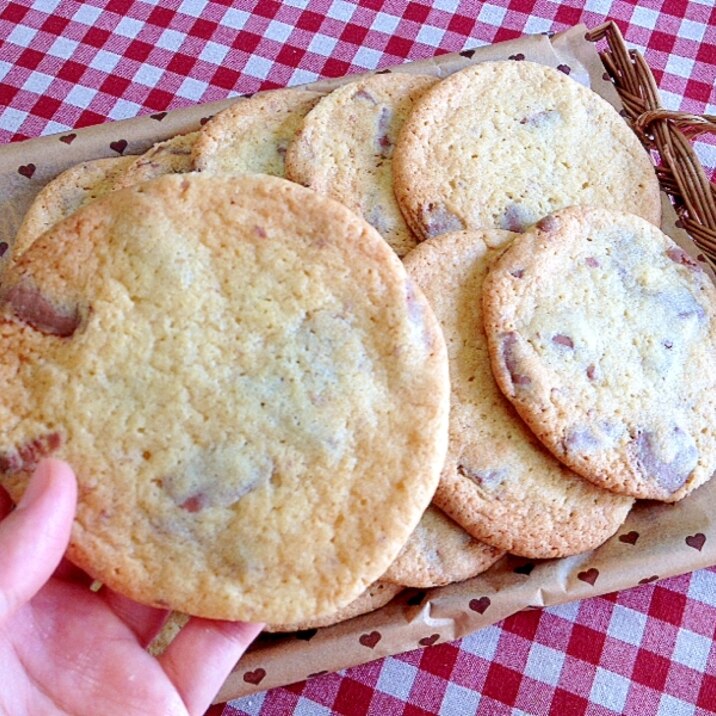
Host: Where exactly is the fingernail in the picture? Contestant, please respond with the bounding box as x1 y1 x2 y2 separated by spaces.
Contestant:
18 460 54 509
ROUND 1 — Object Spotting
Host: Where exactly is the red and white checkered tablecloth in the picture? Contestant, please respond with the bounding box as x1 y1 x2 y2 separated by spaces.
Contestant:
2 2 716 715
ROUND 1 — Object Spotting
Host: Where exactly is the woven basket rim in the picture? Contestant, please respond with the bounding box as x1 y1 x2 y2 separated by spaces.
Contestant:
587 21 716 267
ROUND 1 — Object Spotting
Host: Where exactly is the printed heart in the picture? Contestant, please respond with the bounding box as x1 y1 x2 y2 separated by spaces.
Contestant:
639 575 659 585
406 590 426 606
110 139 128 154
359 631 381 649
619 531 639 545
419 634 440 647
242 668 266 685
18 163 36 179
602 72 612 81
509 53 525 61
199 116 213 126
469 596 490 614
578 568 599 586
557 64 571 75
150 112 167 121
514 562 535 575
459 49 476 59
375 68 392 74
0 242 8 258
308 670 328 679
59 133 76 144
686 533 706 551
295 628 318 641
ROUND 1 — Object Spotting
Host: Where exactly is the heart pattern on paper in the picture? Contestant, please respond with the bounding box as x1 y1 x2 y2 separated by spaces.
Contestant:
0 242 8 258
639 575 659 585
419 634 440 647
469 596 490 614
619 531 639 545
59 133 77 144
18 163 36 178
557 64 571 74
359 631 381 649
509 53 525 61
577 568 599 586
686 533 706 551
150 112 167 121
242 668 266 685
110 139 128 154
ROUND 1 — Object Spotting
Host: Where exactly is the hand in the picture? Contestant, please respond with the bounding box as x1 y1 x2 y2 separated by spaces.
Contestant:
0 459 263 716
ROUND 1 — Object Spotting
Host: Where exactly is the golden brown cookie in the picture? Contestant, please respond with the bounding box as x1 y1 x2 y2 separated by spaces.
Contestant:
0 174 449 624
110 131 198 190
482 207 716 502
11 156 135 260
266 581 403 632
382 506 503 588
403 228 634 557
393 60 661 240
192 89 323 177
285 73 437 257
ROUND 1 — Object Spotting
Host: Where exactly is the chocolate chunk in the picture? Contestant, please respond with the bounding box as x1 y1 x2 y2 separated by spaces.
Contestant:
457 465 502 488
180 494 207 513
552 334 574 349
420 202 464 238
5 283 81 337
519 110 559 128
0 432 62 474
352 89 377 104
632 428 698 494
501 332 531 387
500 204 530 233
376 106 393 158
536 215 560 233
666 246 700 270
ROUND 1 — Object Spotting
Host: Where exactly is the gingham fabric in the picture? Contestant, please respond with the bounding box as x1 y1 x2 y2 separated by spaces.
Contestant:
2 2 715 715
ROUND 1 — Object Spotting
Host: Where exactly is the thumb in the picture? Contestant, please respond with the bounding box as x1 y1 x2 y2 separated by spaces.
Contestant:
0 459 77 623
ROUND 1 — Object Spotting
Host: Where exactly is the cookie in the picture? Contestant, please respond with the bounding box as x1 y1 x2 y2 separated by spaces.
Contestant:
285 73 437 257
482 207 716 502
266 581 403 632
11 156 135 260
403 229 634 557
192 89 323 177
393 60 661 240
382 506 503 588
109 131 198 190
0 174 449 624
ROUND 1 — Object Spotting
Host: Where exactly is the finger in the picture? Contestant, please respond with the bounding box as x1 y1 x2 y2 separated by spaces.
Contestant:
101 589 170 647
0 459 77 623
158 618 263 715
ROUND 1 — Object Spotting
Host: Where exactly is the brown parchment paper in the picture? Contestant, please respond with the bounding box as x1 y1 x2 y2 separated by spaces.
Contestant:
0 25 713 702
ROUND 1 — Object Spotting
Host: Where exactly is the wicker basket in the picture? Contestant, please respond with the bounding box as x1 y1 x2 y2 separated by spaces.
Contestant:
587 21 716 268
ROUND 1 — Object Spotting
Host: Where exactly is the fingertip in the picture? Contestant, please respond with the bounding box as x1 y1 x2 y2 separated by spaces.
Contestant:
18 458 77 511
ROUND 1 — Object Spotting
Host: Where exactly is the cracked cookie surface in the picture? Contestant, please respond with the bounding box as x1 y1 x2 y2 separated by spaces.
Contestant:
403 228 633 557
482 207 716 502
393 60 661 240
0 174 450 624
285 73 437 257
